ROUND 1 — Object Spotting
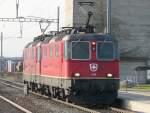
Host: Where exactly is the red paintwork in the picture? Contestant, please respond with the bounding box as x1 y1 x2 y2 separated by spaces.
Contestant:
62 60 119 78
23 40 119 79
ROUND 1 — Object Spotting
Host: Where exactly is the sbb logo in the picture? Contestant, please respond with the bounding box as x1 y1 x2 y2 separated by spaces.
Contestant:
89 63 98 72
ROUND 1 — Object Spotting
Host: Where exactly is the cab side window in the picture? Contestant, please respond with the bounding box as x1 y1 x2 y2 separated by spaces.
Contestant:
37 47 41 62
50 46 53 57
55 46 59 57
32 48 34 60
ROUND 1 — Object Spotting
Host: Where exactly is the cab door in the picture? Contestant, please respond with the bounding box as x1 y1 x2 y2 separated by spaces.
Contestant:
36 45 41 83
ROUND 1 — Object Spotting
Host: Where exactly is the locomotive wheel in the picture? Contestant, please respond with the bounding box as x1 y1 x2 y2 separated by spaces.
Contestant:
52 87 59 98
47 87 51 97
40 84 45 95
52 87 56 98
60 89 65 99
65 97 69 102
55 88 59 99
30 82 34 91
65 96 71 103
45 86 51 96
34 83 38 92
32 82 37 92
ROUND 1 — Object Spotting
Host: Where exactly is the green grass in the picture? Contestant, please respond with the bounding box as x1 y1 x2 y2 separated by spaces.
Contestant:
132 84 150 90
120 84 150 90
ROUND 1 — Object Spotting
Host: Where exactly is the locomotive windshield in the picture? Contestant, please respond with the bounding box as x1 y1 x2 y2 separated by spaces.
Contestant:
71 41 90 60
97 42 114 60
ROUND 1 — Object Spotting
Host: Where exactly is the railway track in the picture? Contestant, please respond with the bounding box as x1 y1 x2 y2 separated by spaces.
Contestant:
0 95 32 113
0 77 135 113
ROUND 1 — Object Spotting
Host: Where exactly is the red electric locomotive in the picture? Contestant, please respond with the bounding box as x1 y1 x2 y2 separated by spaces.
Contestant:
23 12 119 105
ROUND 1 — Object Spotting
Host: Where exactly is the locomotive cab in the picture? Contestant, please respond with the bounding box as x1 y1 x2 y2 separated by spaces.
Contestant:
63 34 119 105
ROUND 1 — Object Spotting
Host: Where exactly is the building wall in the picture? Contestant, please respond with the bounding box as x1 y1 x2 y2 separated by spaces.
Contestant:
65 0 150 57
65 0 74 27
112 0 150 83
120 60 147 84
65 0 105 33
112 0 150 58
65 0 150 83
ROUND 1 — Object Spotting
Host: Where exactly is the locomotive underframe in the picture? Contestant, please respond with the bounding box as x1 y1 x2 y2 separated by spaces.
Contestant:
23 74 119 105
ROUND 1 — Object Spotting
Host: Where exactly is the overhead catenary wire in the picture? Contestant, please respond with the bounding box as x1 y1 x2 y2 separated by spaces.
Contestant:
0 22 35 39
0 0 8 7
27 0 48 16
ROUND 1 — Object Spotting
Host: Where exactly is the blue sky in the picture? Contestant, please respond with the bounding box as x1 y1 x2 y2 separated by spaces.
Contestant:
0 0 65 57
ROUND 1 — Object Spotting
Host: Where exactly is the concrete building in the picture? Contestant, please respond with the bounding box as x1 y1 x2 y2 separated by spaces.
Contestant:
0 57 22 73
65 0 105 33
112 0 150 84
65 0 150 84
6 60 16 72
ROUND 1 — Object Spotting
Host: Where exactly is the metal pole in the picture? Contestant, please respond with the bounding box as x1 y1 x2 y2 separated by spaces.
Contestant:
1 32 3 58
16 0 19 18
57 7 60 32
106 0 111 34
0 32 3 72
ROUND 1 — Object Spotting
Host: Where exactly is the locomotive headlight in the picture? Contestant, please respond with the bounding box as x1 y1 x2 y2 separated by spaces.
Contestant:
74 73 80 77
92 41 96 46
107 73 113 78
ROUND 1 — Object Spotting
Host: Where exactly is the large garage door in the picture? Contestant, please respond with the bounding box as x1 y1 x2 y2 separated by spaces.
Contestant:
120 61 147 84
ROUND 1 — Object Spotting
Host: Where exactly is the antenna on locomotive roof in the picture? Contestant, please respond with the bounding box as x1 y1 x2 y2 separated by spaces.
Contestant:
106 0 111 34
86 11 93 28
84 11 95 33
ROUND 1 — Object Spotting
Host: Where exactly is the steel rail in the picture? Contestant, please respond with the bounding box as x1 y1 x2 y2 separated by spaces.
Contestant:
0 77 135 113
0 78 101 113
0 81 23 90
110 107 135 113
0 95 32 113
0 79 32 113
0 77 24 86
29 91 101 113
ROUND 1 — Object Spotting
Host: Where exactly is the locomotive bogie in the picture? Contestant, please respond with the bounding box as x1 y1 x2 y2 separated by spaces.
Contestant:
23 74 119 105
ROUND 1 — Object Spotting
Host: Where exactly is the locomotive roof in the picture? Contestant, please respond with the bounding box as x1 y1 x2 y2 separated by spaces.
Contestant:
64 34 116 42
24 42 33 48
24 33 117 48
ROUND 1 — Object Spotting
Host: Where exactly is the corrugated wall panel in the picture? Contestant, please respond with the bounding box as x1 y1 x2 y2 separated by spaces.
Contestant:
120 61 147 83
